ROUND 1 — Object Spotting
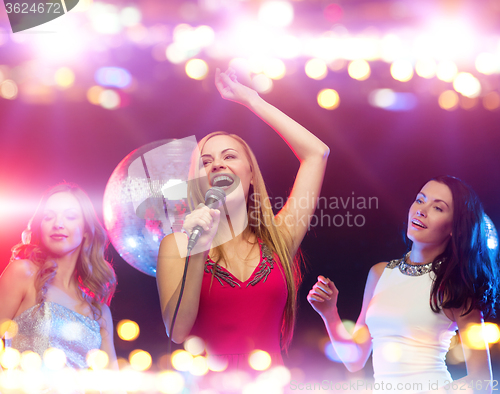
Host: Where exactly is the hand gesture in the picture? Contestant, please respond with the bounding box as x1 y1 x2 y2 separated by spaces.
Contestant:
182 203 221 254
214 67 259 107
307 275 339 320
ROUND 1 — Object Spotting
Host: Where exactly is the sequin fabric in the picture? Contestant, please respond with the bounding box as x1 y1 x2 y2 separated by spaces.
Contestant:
7 301 101 369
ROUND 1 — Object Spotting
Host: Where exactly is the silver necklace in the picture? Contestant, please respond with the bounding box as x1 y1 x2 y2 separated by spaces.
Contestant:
390 252 443 276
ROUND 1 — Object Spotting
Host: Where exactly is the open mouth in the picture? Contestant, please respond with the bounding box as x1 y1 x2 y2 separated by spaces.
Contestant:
411 219 427 229
212 174 234 187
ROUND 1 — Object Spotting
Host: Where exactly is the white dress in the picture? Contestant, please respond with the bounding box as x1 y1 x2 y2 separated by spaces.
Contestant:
365 257 458 393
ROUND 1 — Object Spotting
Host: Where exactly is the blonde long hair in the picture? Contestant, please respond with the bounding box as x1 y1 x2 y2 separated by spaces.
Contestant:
10 183 117 319
188 132 302 349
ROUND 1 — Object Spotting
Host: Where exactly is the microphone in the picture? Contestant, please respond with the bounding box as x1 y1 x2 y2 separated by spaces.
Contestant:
187 186 226 252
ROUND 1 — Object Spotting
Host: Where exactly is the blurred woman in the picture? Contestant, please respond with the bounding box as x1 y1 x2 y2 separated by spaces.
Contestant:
308 176 499 393
0 182 118 371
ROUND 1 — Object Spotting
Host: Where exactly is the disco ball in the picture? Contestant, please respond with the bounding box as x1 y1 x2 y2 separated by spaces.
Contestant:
103 136 198 277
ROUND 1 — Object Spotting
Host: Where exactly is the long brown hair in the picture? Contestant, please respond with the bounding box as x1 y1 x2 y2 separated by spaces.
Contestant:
10 183 117 319
187 131 302 349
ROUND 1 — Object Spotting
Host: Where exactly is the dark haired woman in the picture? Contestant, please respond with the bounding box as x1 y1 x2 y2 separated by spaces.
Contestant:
0 183 118 371
308 176 499 392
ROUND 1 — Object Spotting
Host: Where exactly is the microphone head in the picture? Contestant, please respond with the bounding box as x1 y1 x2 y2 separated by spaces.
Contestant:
204 186 226 209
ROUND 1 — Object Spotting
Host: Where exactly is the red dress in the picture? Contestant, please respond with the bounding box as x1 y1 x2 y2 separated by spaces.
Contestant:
190 240 287 371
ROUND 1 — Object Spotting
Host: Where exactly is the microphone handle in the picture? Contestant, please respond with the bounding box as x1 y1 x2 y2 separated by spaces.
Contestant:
187 225 203 252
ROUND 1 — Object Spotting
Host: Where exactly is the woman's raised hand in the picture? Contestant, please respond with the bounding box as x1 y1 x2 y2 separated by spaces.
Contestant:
215 67 259 107
307 275 339 320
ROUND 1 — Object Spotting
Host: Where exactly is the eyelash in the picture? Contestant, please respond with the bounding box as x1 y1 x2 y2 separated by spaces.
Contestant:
415 199 443 212
202 155 236 166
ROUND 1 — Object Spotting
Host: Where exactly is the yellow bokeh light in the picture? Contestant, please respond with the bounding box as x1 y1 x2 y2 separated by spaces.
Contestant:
0 319 17 339
305 58 328 80
447 343 469 365
347 59 370 81
54 67 75 89
335 320 355 340
171 350 193 371
129 349 152 371
20 351 42 371
87 349 109 370
190 355 209 376
483 323 500 344
483 91 500 111
43 347 66 370
317 89 340 110
436 60 458 82
0 79 18 100
156 370 185 394
438 90 458 111
453 72 481 98
184 336 205 356
415 58 437 79
475 53 499 76
207 355 228 372
1 347 21 369
263 58 286 80
252 74 273 94
353 325 370 344
87 86 104 105
1 338 4 352
185 59 209 80
248 349 271 371
390 59 414 82
463 323 488 350
117 320 140 341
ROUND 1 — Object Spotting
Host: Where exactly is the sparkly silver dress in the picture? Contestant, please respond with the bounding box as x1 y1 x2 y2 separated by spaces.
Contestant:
7 301 101 369
365 256 458 393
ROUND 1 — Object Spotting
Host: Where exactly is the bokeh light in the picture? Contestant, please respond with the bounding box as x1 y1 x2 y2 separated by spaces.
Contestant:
171 350 193 371
95 67 132 88
436 60 458 82
324 3 343 23
248 350 271 371
263 58 286 80
87 86 105 105
185 59 209 80
390 59 414 82
0 347 21 369
0 319 18 339
54 67 75 89
475 52 500 75
189 355 209 376
99 89 121 110
0 80 18 100
484 323 500 344
129 349 152 371
462 323 491 350
156 371 185 394
381 342 403 363
348 60 370 81
87 349 109 370
453 72 481 98
20 351 42 371
415 58 437 79
258 1 294 28
120 6 142 27
183 336 205 355
252 74 273 94
207 355 228 372
317 89 340 110
438 90 459 111
483 91 500 111
43 347 66 370
117 319 140 341
305 59 328 80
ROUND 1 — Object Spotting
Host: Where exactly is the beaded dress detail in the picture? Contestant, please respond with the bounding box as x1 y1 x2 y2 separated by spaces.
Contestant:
190 240 287 371
7 302 101 369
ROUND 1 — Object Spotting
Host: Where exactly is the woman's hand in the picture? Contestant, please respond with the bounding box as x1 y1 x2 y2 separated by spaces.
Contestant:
182 203 221 254
215 67 259 107
307 275 339 320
